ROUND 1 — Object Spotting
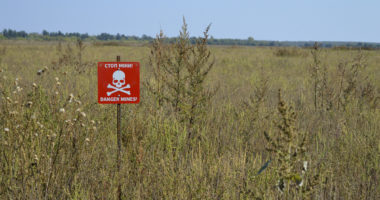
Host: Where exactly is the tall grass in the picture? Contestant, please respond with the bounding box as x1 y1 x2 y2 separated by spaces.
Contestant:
0 22 379 199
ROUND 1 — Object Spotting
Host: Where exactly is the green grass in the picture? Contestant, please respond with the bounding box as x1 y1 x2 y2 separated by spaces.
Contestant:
0 38 379 199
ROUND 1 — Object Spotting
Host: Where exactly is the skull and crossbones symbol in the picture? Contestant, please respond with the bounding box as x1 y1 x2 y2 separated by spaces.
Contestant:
107 70 131 96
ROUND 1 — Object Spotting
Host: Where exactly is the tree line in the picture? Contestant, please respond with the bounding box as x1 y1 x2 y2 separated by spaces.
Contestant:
2 29 380 49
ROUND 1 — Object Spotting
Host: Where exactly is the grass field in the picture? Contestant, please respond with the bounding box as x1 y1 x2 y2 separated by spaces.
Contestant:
0 35 379 199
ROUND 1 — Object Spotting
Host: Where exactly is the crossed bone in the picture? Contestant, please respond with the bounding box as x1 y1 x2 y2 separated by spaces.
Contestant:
107 84 131 96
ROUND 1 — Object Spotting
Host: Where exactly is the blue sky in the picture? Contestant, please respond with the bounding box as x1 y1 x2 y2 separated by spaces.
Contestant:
1 0 379 42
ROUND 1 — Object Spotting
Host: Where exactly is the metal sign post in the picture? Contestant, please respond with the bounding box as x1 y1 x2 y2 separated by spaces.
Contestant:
97 56 140 199
116 56 122 200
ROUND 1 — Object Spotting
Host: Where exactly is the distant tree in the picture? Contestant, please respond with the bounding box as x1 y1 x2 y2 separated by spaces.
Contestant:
116 33 121 40
141 34 152 41
18 31 27 38
97 33 114 40
80 33 89 40
2 29 28 38
42 30 49 36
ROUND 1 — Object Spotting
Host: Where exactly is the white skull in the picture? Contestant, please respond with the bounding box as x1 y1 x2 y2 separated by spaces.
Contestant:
112 70 125 88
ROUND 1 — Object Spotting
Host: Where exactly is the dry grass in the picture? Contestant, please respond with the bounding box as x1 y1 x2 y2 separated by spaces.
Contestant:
0 27 380 199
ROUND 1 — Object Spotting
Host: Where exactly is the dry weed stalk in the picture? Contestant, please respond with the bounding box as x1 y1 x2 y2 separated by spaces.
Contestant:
264 89 318 197
147 18 214 142
310 42 333 111
51 39 91 73
335 50 379 110
147 30 169 107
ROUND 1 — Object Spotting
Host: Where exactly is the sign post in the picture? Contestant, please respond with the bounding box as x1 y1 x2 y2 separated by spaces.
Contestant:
98 56 140 199
116 56 121 200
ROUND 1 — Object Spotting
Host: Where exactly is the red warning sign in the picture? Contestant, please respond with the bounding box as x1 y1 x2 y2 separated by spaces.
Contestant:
98 62 140 104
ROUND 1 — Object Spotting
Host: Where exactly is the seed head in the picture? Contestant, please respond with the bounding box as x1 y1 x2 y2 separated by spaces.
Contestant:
80 112 86 118
16 86 23 92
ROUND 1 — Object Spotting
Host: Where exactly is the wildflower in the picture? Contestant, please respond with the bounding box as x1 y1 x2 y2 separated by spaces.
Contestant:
4 128 9 132
85 138 90 142
55 91 59 95
59 108 65 113
56 82 61 86
55 77 59 81
90 120 95 124
32 83 38 88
